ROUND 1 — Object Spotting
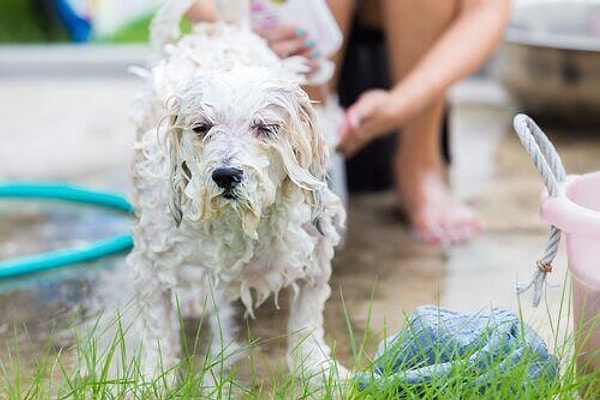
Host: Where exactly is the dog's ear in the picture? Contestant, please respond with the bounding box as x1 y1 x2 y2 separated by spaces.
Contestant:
165 110 190 227
290 87 329 233
270 84 328 188
295 89 328 183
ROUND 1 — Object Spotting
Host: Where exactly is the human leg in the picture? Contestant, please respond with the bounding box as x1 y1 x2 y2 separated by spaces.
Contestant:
381 0 483 245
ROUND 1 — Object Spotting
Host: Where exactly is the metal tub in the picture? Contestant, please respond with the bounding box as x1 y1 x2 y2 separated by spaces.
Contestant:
493 1 600 125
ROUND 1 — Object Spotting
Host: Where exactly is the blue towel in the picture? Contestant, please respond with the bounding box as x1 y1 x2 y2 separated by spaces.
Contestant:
355 306 558 395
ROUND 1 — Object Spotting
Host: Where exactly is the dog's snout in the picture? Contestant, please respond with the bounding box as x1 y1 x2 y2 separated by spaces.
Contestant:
212 167 243 189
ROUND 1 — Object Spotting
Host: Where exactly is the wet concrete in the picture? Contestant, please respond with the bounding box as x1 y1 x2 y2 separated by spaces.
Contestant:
1 75 599 382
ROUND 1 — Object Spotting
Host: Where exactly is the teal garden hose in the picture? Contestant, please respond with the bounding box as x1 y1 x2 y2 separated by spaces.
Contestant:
0 182 134 279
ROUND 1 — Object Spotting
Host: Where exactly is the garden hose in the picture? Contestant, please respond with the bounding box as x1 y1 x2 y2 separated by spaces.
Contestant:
0 182 133 279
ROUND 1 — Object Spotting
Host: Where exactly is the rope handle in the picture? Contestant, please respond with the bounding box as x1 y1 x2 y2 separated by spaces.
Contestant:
512 114 567 307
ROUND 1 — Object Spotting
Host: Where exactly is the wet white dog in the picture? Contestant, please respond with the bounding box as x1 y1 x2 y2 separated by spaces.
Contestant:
127 0 347 385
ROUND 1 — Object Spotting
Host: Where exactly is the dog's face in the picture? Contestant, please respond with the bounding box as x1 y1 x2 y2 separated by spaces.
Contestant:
165 66 327 237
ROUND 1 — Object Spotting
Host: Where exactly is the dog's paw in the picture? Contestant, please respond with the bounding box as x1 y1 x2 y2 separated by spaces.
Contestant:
289 353 350 388
139 351 180 387
331 362 350 381
311 359 350 382
201 372 238 398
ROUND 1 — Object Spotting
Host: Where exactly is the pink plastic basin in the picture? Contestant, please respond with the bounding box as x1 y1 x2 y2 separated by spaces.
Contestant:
541 171 600 382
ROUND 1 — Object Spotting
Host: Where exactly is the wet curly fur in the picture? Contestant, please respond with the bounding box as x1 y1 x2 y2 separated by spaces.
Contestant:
128 0 348 384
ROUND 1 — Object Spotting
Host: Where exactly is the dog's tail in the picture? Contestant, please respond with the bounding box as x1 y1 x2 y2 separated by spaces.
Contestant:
149 0 195 56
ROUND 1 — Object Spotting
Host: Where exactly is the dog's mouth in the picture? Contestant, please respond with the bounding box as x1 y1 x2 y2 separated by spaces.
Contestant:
222 190 239 200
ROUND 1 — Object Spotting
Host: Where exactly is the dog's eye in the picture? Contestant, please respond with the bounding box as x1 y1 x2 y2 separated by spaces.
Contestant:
192 122 212 135
255 123 280 137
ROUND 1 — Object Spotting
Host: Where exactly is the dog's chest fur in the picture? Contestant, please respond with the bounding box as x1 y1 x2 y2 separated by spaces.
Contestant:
179 193 321 306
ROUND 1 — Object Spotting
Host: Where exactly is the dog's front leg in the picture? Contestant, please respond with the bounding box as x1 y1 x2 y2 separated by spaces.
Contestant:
203 283 244 387
134 268 181 382
286 274 349 384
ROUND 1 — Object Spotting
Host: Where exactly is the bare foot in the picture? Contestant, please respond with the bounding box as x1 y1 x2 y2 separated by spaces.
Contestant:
396 168 484 246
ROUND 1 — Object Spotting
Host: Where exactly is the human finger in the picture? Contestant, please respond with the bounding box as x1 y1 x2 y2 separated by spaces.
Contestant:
336 109 359 143
255 24 306 43
336 110 368 157
336 95 385 157
270 36 316 58
351 90 388 122
299 46 321 61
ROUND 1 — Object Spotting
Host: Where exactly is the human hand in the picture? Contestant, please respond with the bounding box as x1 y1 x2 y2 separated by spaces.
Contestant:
337 89 402 158
254 25 320 60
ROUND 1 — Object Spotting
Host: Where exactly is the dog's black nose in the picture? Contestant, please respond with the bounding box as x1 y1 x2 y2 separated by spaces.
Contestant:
212 167 243 189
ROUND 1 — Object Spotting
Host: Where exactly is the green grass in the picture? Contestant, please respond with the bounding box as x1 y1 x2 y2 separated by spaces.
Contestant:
0 313 352 399
1 285 599 399
0 0 68 43
95 14 154 44
96 14 192 44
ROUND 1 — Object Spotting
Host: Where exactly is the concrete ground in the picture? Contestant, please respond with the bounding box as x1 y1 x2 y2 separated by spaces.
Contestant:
1 50 599 382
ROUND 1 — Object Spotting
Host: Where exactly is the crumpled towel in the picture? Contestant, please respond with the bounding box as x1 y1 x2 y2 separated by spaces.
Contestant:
355 305 559 394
